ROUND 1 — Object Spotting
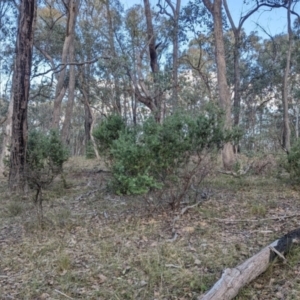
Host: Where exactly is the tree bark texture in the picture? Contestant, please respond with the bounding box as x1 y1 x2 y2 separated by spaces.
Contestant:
52 0 79 129
162 0 181 108
82 87 99 159
198 228 300 300
106 0 122 115
223 0 241 127
203 0 235 170
0 78 14 176
143 0 161 122
9 0 36 190
282 0 292 152
61 33 76 144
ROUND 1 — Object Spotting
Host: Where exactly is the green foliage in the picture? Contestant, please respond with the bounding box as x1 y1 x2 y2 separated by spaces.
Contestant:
102 105 231 195
284 139 300 182
93 114 126 156
27 130 69 173
85 141 96 159
110 128 162 195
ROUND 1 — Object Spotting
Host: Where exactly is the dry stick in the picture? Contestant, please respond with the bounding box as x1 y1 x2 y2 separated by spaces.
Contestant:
169 201 203 242
54 289 74 300
269 246 286 261
215 213 300 223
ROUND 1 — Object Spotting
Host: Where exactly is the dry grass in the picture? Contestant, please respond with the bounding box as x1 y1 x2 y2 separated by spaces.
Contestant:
0 157 300 299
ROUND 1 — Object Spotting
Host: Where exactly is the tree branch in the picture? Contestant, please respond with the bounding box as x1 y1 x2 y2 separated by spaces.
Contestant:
32 57 109 78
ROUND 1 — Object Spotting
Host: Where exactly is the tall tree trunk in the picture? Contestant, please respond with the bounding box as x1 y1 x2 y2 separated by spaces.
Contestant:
203 0 235 170
78 64 99 158
106 0 122 115
143 0 161 122
52 0 79 129
282 0 292 152
61 34 76 144
232 34 241 126
160 0 181 109
9 0 36 191
0 85 14 176
82 88 99 159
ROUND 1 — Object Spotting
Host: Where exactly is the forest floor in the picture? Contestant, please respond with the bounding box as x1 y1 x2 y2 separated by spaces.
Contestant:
1 157 300 300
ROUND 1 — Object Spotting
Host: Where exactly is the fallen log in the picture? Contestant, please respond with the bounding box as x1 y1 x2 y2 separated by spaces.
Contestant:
198 228 300 300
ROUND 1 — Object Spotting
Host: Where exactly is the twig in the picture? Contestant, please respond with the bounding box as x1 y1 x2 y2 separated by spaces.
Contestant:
165 264 182 269
166 233 178 243
54 289 74 299
180 201 202 215
269 246 286 261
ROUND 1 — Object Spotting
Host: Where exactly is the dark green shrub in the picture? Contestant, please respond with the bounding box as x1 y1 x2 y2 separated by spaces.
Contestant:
107 105 230 195
93 114 126 156
26 130 69 225
284 139 300 181
110 128 162 195
85 141 96 159
27 129 69 174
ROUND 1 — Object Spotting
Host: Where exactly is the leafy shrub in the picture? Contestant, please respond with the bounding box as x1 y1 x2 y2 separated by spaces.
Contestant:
27 129 69 174
284 139 300 181
93 114 126 156
26 130 69 225
85 141 96 159
103 105 231 195
110 128 162 195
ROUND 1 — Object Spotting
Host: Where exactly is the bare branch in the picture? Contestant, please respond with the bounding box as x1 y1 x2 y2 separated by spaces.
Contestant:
32 57 109 78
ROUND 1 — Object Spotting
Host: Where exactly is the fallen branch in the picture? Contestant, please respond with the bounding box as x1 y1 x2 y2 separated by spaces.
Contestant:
198 227 300 300
218 162 253 177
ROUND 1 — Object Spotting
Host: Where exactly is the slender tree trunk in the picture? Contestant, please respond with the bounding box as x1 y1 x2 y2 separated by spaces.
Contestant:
164 0 181 109
143 0 161 122
106 0 122 115
0 85 14 176
61 34 76 144
282 0 292 152
203 0 235 170
52 0 79 129
295 105 299 139
9 0 36 191
82 88 99 158
223 0 242 127
232 34 241 126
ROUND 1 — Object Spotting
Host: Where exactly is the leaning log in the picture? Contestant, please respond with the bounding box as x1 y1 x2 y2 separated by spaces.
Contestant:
198 228 300 300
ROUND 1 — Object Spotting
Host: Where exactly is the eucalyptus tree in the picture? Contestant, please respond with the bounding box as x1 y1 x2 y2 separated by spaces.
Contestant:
0 0 18 175
123 2 169 123
9 0 37 190
157 0 181 107
282 0 293 152
142 0 162 122
181 33 216 103
222 0 265 127
201 0 235 170
51 0 80 131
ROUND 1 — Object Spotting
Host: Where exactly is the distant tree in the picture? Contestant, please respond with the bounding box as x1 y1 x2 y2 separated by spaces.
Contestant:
51 0 80 130
157 0 181 107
